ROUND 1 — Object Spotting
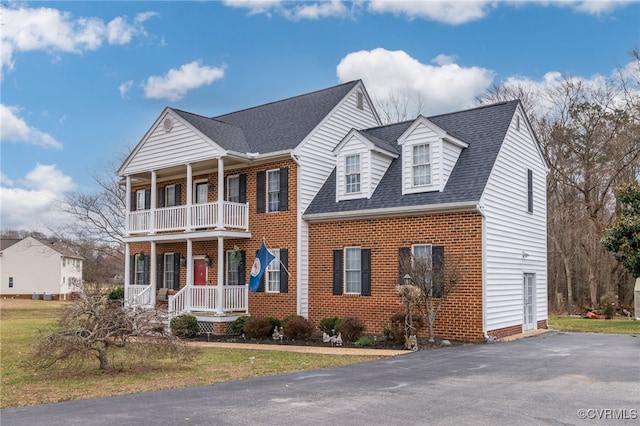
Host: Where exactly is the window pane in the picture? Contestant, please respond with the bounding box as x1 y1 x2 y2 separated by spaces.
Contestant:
135 255 145 284
345 155 361 193
165 253 174 289
412 145 431 186
267 170 280 212
266 249 280 292
137 190 145 210
227 251 240 286
228 176 239 203
345 248 361 293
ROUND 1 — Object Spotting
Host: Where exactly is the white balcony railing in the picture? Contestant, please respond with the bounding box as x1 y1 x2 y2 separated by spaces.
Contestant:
128 201 249 234
125 284 153 308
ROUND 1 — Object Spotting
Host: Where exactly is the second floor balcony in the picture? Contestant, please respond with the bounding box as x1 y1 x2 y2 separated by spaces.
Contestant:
127 200 249 234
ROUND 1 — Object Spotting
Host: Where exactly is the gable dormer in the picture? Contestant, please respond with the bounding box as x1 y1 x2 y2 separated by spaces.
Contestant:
397 116 468 195
334 129 398 201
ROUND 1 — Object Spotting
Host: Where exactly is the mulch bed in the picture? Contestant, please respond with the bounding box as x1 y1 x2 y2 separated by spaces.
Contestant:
190 333 464 351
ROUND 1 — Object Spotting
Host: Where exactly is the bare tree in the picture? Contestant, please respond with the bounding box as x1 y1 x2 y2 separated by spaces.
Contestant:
32 282 193 371
375 89 426 124
399 250 464 342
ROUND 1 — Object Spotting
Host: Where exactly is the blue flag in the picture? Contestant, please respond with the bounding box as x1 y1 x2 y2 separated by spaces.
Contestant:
248 242 275 292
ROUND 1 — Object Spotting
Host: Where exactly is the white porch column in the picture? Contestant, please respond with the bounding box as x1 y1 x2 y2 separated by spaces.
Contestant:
216 158 224 230
216 237 224 315
124 242 130 290
150 241 157 307
150 171 157 234
186 239 193 311
186 163 193 231
125 176 131 235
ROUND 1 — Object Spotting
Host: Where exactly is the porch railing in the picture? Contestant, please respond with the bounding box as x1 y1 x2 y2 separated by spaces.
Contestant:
125 284 153 308
128 201 249 234
168 285 248 316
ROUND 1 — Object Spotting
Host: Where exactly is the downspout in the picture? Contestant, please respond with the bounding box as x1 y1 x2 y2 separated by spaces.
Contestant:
290 152 304 317
476 203 491 341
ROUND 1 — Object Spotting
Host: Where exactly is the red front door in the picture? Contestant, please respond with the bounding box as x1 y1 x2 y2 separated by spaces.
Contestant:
194 259 207 285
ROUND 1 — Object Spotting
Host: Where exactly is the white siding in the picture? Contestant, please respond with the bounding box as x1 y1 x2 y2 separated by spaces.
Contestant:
481 108 548 333
0 237 81 296
296 84 380 317
123 112 223 175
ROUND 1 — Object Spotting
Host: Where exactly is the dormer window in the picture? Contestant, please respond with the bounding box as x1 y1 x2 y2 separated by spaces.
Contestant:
412 144 431 186
345 154 361 193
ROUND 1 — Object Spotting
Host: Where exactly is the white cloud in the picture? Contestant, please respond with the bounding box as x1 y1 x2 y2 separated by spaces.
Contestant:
0 164 76 231
337 48 494 116
222 0 633 24
119 80 134 98
143 61 226 101
0 173 13 186
0 5 157 75
0 104 63 149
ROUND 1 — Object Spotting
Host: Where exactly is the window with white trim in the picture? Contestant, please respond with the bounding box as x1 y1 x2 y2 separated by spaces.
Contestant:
136 190 147 210
164 253 175 289
227 250 240 286
266 248 280 292
412 144 431 186
267 170 280 212
345 155 361 194
345 247 361 294
8 277 13 288
165 185 177 207
135 254 145 285
227 175 240 203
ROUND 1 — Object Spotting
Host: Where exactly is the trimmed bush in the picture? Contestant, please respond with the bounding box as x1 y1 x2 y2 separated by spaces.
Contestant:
108 286 124 300
354 336 374 347
283 316 314 340
318 317 339 334
336 316 366 342
170 314 200 338
388 312 425 344
229 315 249 335
243 317 273 338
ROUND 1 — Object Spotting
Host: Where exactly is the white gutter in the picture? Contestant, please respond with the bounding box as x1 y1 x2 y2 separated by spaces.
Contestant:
303 201 478 223
476 203 490 340
289 152 304 317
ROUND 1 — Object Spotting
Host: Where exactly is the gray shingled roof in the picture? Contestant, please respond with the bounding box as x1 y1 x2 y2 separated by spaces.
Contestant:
173 81 360 154
304 100 520 215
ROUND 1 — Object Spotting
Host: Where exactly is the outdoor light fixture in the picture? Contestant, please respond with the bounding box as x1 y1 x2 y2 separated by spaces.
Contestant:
403 273 412 286
180 255 186 267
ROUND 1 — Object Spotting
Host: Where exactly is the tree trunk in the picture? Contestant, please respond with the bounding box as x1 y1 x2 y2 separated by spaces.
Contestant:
588 262 598 307
96 345 109 370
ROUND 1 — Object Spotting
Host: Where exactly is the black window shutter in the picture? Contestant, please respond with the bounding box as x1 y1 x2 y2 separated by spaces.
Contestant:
238 251 246 285
173 253 181 290
143 254 150 285
239 174 247 204
130 192 137 211
256 249 265 292
399 247 411 285
157 186 165 208
156 254 164 289
278 168 289 211
527 169 533 213
175 184 182 206
432 246 445 298
332 250 343 295
144 189 151 210
256 171 265 213
129 255 135 284
279 249 288 293
361 249 371 296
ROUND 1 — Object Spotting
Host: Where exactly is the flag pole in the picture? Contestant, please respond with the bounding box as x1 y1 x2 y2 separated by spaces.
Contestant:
263 238 292 277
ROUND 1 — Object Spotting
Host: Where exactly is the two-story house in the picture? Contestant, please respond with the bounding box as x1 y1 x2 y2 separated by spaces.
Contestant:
119 80 548 341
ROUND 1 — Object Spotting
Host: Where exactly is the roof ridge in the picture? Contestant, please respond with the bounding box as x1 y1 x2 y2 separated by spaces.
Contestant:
427 99 518 119
213 80 360 119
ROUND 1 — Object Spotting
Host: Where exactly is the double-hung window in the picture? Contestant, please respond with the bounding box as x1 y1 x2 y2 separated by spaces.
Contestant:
412 144 431 186
267 170 280 212
135 254 145 284
136 190 147 210
227 176 240 203
164 253 175 289
165 185 177 207
345 155 361 194
266 248 281 292
345 247 362 294
227 250 240 286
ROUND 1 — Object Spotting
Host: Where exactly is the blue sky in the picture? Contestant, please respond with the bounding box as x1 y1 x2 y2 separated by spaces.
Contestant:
1 0 639 232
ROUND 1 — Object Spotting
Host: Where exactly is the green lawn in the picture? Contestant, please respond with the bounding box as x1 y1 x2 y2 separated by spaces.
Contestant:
549 314 640 334
0 299 388 409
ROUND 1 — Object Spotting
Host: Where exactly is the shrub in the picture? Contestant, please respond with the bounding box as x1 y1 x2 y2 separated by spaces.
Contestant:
388 313 425 344
318 317 339 334
336 316 365 342
108 286 124 300
170 314 200 338
600 294 615 319
243 317 273 338
229 315 249 335
354 336 374 347
283 316 314 340
267 317 282 334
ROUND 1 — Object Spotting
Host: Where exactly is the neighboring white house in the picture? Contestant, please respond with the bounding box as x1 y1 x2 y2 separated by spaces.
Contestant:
0 237 83 300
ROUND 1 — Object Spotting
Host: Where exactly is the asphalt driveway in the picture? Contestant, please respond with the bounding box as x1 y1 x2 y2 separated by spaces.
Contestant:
2 331 638 425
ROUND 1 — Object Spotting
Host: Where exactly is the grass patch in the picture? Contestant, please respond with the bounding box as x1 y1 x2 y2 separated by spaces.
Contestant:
549 314 640 334
0 299 387 409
